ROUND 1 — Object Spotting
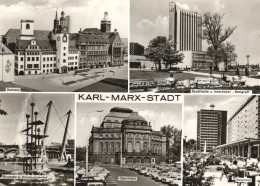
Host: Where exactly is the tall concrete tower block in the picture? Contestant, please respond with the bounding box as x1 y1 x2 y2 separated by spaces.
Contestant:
169 2 176 44
20 20 35 40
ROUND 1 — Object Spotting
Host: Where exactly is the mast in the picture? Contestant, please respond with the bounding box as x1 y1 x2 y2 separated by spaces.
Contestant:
59 110 71 162
42 101 53 153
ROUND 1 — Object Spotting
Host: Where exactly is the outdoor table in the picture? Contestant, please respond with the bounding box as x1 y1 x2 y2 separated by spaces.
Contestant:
246 171 260 186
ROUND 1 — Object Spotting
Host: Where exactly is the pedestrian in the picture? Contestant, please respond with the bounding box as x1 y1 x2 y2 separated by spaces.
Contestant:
245 67 249 77
235 67 240 77
209 65 213 75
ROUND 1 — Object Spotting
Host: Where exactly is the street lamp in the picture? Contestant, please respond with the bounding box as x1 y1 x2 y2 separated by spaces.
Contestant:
246 55 250 68
85 110 103 174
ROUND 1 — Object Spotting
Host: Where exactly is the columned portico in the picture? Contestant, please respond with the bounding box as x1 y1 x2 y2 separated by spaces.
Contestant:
216 138 260 158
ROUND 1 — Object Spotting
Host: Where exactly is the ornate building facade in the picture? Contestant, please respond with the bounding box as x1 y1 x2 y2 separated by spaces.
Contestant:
2 11 124 75
89 107 167 164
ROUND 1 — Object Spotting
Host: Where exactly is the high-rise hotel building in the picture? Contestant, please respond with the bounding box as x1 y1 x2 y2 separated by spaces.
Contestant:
169 1 202 51
197 108 227 152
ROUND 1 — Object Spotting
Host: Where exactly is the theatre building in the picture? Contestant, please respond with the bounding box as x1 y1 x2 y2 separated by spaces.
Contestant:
216 96 260 158
88 107 167 164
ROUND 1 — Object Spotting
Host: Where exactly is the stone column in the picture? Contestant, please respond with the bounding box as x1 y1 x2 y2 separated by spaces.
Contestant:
238 144 240 156
133 134 136 151
258 145 260 158
242 144 245 157
248 142 251 158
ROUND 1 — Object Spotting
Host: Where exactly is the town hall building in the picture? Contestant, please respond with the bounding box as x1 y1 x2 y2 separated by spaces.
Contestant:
2 11 124 75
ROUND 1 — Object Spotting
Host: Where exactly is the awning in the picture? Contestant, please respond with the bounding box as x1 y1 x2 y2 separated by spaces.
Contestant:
216 138 260 149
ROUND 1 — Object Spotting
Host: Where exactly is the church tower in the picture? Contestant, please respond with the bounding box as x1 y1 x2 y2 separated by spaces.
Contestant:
53 10 59 34
100 12 111 33
20 20 35 40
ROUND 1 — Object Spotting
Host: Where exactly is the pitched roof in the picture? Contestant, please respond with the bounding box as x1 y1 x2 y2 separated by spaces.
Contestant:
16 39 56 50
82 28 102 35
0 42 13 54
68 39 78 50
70 33 109 45
104 32 121 44
4 29 51 44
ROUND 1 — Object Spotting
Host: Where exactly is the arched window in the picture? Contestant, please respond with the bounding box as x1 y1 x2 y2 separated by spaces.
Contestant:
127 142 133 152
136 142 140 152
111 142 114 153
116 142 120 152
105 142 108 153
143 142 148 152
99 142 103 152
26 23 30 30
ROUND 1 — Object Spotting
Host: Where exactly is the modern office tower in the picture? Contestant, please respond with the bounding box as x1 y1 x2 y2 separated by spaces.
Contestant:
169 1 202 51
197 107 227 152
130 42 145 55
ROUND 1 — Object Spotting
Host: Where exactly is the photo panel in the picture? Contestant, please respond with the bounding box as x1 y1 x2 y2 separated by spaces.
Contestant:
183 95 260 185
0 0 128 92
0 93 75 185
130 0 260 94
76 102 182 186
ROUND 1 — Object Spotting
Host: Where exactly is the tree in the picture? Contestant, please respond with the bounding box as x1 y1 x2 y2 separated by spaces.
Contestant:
207 42 237 71
161 125 182 162
163 41 184 69
145 36 184 71
202 12 237 70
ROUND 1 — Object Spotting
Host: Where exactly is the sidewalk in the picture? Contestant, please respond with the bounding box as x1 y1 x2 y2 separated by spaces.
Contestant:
185 71 260 86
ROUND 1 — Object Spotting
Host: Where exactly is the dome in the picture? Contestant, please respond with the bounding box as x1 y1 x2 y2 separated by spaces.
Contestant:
122 112 147 125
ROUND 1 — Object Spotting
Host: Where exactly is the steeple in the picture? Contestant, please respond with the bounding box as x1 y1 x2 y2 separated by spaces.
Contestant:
53 10 59 34
55 9 58 20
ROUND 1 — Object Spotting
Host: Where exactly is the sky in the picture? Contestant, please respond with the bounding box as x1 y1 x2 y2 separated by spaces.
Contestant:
184 95 251 140
130 0 260 65
76 102 182 147
0 0 128 38
0 93 75 146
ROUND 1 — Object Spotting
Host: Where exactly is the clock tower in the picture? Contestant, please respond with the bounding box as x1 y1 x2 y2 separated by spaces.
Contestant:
55 11 69 74
100 12 111 33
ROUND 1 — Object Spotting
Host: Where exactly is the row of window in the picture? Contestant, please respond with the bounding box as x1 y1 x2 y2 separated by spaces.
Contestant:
68 56 78 60
69 51 78 54
88 51 108 55
114 42 122 46
42 51 56 55
20 56 57 62
28 45 39 50
27 64 39 69
81 45 107 50
68 62 77 66
25 52 40 55
43 64 56 68
80 56 107 61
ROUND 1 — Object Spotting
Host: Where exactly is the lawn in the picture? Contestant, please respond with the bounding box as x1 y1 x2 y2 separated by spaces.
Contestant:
75 78 128 92
130 70 210 81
